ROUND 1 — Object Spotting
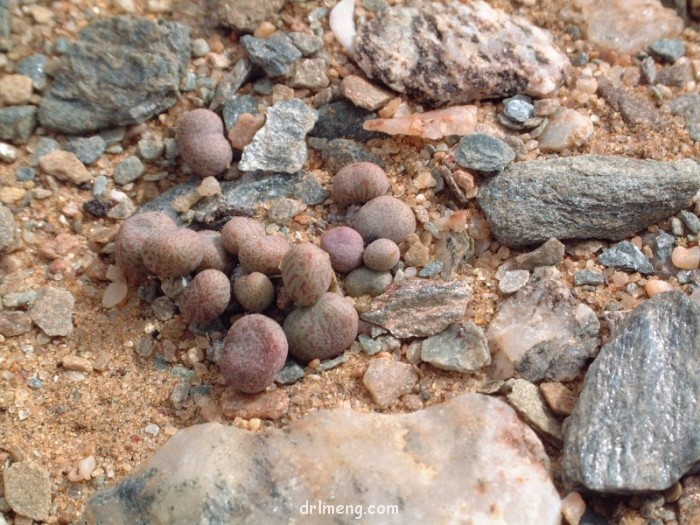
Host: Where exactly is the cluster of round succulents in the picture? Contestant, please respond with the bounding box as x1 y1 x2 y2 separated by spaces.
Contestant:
176 108 233 178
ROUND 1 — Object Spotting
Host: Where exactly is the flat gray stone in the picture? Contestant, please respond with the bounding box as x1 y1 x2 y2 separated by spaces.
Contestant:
421 321 491 372
506 378 563 444
362 279 472 338
345 267 393 297
113 156 145 185
39 16 190 134
29 287 75 337
240 32 301 77
563 291 700 492
355 1 569 106
82 393 561 525
66 135 106 165
0 203 15 252
574 269 605 286
477 156 700 247
649 38 686 63
214 0 286 33
239 99 317 174
0 106 38 144
455 133 515 173
599 240 654 274
3 462 51 521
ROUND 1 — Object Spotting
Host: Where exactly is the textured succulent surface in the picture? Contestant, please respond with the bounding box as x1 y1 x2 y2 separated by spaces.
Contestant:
219 314 288 393
283 292 359 362
221 216 266 255
280 243 333 306
354 195 416 243
176 108 233 177
196 230 234 274
179 269 231 324
115 211 177 275
320 226 365 274
363 238 401 272
141 227 204 279
233 272 275 313
238 235 290 275
331 162 390 207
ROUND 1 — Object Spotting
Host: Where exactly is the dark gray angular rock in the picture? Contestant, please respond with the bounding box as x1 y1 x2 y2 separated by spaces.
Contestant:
222 94 259 132
320 138 383 173
680 210 700 234
648 38 686 63
599 241 654 274
208 58 253 112
455 133 514 173
597 78 664 129
240 32 301 77
66 135 106 165
113 156 145 185
214 0 286 33
289 31 324 56
17 54 48 91
39 16 190 134
646 230 676 277
311 101 382 142
0 105 38 144
421 321 491 372
477 156 700 247
563 291 700 492
574 269 605 286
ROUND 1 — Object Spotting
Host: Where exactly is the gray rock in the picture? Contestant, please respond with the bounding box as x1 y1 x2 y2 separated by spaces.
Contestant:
358 334 401 355
478 156 700 247
151 296 176 322
289 31 324 56
239 99 317 174
3 290 37 309
574 269 605 286
17 54 49 91
320 138 383 173
498 269 530 294
647 230 677 276
345 267 393 297
66 135 106 165
100 126 126 147
290 58 329 89
505 378 563 444
190 38 209 58
0 204 15 252
82 393 561 525
435 231 474 280
240 32 301 77
275 360 305 385
418 261 443 278
599 241 654 274
503 96 534 123
455 133 514 173
137 139 164 161
597 78 664 129
487 267 600 382
29 287 75 337
140 171 328 224
640 56 657 84
311 101 381 142
502 237 565 272
421 321 490 372
208 58 253 112
0 105 38 144
222 94 259 132
563 291 700 492
362 279 472 338
39 16 190 134
113 156 145 185
316 353 347 372
656 60 694 87
0 0 9 40
680 210 700 234
670 93 700 140
214 0 286 33
354 1 569 106
15 166 35 182
31 137 60 165
649 38 686 63
0 311 32 337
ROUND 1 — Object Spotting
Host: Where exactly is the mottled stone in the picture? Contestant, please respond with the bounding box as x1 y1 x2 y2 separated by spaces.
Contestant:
537 108 593 153
38 150 90 185
311 101 381 142
214 0 286 33
113 156 145 185
220 388 289 420
344 267 393 298
275 361 305 385
502 238 565 272
574 269 605 286
363 357 418 408
362 279 472 338
421 321 491 372
0 202 15 252
3 462 51 521
355 1 569 106
341 75 394 111
487 267 600 382
222 94 259 132
39 16 190 134
498 269 530 294
649 38 686 62
239 99 317 174
597 78 664 129
478 156 700 247
320 138 383 174
599 241 654 274
82 394 561 525
65 135 106 165
0 311 32 337
29 287 75 337
290 58 329 90
506 378 563 444
240 32 301 77
289 31 323 56
563 291 700 492
0 105 38 144
455 133 514 173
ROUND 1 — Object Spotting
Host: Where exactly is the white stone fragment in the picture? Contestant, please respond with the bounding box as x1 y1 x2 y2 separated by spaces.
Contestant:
329 0 356 55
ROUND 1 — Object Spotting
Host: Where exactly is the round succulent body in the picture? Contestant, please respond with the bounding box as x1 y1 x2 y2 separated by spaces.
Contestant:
238 235 290 275
331 162 390 207
233 272 275 313
141 227 204 279
280 243 333 306
115 211 176 275
177 108 233 178
363 238 401 272
283 293 359 362
219 314 288 393
221 216 266 255
354 195 416 243
320 226 364 274
179 269 231 324
196 230 234 274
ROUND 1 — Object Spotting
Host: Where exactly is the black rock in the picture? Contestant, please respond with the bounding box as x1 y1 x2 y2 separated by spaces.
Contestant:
455 133 515 173
39 16 190 134
477 156 700 247
563 291 700 492
0 106 38 144
319 138 383 173
83 199 110 218
240 32 301 77
599 241 654 274
310 101 381 142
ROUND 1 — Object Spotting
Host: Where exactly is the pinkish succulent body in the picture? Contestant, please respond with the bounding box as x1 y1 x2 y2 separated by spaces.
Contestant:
141 227 204 279
115 211 177 276
238 235 290 275
221 216 266 255
179 269 231 324
177 108 233 178
354 195 416 243
233 272 275 313
332 162 390 207
280 243 333 306
320 226 365 274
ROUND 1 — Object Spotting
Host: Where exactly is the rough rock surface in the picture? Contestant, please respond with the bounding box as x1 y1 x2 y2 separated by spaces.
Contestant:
487 267 600 382
478 156 700 247
420 322 491 372
82 394 561 525
39 16 190 134
361 279 472 338
563 291 700 492
239 99 318 173
354 1 569 106
28 287 75 337
214 0 286 33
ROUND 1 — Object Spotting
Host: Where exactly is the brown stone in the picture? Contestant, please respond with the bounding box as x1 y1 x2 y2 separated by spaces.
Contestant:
363 357 418 408
0 311 33 337
597 78 664 129
341 75 394 111
38 150 91 185
221 387 290 420
3 462 51 521
540 382 578 416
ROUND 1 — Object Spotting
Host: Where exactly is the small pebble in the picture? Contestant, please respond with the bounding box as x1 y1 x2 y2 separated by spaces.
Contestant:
418 261 444 277
3 462 51 521
30 287 75 336
358 334 401 355
363 357 418 409
66 136 106 165
275 361 305 385
680 210 700 235
344 267 393 297
455 133 515 173
671 217 685 237
113 156 145 185
645 279 674 297
574 269 606 286
498 269 530 294
83 199 110 218
0 142 17 163
671 245 700 270
648 38 685 63
15 166 36 182
0 75 33 105
191 38 210 57
137 139 164 161
561 492 587 525
102 282 128 308
503 96 534 124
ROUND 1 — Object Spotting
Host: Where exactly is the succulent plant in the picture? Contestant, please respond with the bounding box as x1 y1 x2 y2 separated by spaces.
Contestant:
280 243 333 306
141 227 204 279
283 292 359 362
221 216 266 255
115 211 177 275
320 226 365 274
196 230 234 274
178 269 231 324
238 234 290 275
176 108 233 178
363 238 401 272
354 195 416 243
331 162 390 207
219 314 288 393
233 272 275 313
